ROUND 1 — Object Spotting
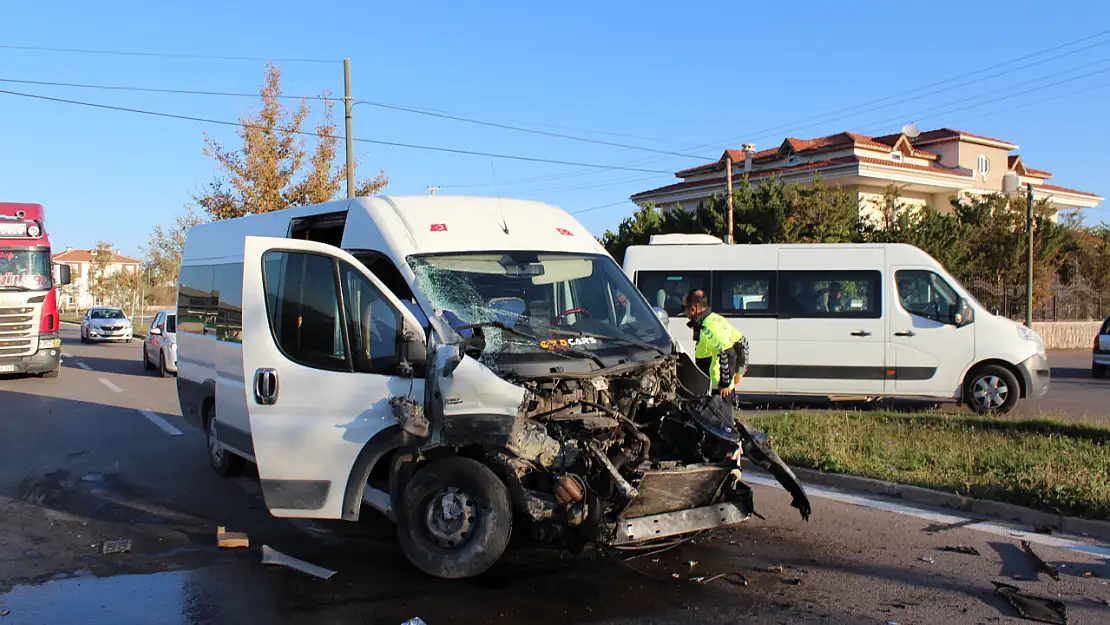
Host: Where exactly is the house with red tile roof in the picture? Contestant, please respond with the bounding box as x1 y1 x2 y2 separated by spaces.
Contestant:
630 128 1102 221
52 247 142 310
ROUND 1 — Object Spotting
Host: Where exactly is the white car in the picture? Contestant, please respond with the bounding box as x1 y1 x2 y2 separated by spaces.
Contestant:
80 307 134 343
1094 316 1110 378
142 309 177 377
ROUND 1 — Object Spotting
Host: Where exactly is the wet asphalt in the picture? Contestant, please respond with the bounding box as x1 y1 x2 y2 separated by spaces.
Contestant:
0 326 1107 624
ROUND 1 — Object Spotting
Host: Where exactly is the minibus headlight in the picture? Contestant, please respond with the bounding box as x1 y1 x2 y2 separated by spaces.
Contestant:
1017 325 1038 342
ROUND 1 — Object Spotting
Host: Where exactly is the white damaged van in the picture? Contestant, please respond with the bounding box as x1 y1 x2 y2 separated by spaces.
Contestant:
176 197 811 578
623 234 1050 414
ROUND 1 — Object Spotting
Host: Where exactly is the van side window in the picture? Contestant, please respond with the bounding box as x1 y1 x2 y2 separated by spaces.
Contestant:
779 270 881 319
213 263 245 344
262 251 350 372
635 271 710 317
339 262 401 374
895 270 960 324
178 265 216 335
713 271 775 316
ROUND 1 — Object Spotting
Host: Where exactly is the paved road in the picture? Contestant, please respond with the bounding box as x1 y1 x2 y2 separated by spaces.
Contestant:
1 326 1107 624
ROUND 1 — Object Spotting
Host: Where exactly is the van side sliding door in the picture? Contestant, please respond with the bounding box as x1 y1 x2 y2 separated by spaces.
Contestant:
776 249 886 396
240 236 427 519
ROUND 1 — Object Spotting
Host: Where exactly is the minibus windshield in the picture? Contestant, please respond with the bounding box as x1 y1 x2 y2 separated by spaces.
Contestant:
410 251 669 364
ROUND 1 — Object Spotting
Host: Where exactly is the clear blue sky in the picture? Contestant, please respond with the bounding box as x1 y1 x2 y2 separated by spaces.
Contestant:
2 1 1108 258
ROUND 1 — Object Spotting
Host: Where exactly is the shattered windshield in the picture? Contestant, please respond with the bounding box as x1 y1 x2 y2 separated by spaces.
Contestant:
410 251 669 365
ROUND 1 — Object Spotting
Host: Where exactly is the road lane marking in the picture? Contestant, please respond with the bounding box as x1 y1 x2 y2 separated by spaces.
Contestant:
745 474 1110 558
138 409 183 436
99 378 122 393
76 362 92 371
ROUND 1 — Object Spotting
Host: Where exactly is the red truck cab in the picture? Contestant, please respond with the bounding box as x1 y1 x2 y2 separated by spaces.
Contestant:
0 202 70 378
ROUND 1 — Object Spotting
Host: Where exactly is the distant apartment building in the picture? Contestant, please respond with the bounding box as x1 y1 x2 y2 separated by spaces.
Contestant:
52 247 142 310
630 127 1102 221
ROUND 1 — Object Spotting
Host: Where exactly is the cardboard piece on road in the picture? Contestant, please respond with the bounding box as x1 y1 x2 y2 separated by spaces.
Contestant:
261 545 336 580
101 539 132 555
217 526 249 549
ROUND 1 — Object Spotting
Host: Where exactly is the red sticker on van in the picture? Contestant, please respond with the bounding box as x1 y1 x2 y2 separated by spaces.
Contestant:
556 228 573 236
430 223 447 232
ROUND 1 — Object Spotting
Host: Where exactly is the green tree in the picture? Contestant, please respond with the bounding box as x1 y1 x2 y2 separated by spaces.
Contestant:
143 207 205 288
195 63 388 221
88 241 115 306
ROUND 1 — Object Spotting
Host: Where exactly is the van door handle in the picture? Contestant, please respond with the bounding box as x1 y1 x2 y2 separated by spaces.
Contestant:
850 331 872 337
254 368 279 405
895 330 916 337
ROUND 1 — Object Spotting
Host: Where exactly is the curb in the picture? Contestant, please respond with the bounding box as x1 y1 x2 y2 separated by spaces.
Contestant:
779 466 1110 543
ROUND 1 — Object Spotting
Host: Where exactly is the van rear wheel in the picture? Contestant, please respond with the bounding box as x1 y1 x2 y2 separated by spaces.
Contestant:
205 405 243 476
397 457 511 579
965 365 1020 415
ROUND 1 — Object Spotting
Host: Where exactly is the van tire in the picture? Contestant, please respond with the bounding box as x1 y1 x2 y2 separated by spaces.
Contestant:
397 457 512 579
205 405 243 476
964 365 1020 415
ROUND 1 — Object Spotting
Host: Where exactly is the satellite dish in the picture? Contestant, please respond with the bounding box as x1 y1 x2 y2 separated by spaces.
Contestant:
901 123 920 138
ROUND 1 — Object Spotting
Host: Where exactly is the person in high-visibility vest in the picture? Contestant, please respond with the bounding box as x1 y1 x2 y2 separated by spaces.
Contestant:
684 289 749 396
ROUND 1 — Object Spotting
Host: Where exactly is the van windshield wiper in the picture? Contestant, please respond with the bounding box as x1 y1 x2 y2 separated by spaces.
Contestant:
549 328 668 358
458 320 607 369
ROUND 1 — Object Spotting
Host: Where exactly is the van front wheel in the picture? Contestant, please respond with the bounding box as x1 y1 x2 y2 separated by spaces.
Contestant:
397 457 512 579
965 365 1020 415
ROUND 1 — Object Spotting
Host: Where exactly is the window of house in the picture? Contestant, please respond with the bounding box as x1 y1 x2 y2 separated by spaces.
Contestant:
339 261 401 374
895 270 961 324
890 151 903 162
713 271 776 316
634 270 710 317
779 270 881 319
787 155 800 166
262 251 349 372
977 154 990 175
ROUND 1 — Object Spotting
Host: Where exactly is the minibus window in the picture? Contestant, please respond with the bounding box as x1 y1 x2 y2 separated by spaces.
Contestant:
634 271 710 317
895 270 961 324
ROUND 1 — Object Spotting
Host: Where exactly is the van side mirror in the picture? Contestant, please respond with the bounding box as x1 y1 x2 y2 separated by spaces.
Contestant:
399 323 427 377
54 264 72 287
954 298 974 327
653 306 670 325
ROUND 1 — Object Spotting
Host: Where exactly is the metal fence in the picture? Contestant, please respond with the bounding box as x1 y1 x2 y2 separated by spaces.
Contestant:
963 275 1110 322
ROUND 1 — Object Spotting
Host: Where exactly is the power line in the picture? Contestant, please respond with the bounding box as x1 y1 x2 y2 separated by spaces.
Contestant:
0 77 715 161
352 100 716 161
0 88 675 174
0 43 336 64
571 200 633 215
0 77 332 101
444 28 1110 190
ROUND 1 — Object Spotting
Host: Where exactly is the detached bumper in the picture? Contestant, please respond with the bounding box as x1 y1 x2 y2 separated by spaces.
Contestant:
1017 353 1051 399
0 342 62 376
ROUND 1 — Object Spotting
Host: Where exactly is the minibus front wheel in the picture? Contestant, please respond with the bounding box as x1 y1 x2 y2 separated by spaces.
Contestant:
964 364 1020 415
396 456 512 579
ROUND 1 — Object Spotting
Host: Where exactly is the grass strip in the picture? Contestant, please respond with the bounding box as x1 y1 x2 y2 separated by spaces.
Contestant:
746 410 1110 520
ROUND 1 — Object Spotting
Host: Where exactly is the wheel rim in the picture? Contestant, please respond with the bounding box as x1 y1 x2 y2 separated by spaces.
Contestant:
423 486 476 549
207 420 223 464
972 375 1009 409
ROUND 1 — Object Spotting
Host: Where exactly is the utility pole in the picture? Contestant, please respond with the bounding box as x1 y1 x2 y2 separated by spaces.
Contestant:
427 186 440 196
1025 183 1034 327
344 58 355 199
725 155 734 244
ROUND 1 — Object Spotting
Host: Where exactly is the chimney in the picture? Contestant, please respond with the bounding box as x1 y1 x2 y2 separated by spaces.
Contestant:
742 143 756 173
65 246 73 252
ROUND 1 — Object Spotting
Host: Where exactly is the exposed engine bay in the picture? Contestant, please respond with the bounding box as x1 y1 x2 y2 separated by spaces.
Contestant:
471 354 812 552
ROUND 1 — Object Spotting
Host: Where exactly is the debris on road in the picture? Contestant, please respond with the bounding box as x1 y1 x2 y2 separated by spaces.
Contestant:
939 545 981 556
0 607 10 617
923 518 985 533
217 526 249 549
687 560 698 567
764 564 785 574
1021 541 1061 582
918 556 935 564
400 619 427 625
992 582 1067 624
1034 525 1054 535
261 545 336 580
101 539 131 555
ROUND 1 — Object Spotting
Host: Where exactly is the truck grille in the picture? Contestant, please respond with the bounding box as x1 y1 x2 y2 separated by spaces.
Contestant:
0 306 36 357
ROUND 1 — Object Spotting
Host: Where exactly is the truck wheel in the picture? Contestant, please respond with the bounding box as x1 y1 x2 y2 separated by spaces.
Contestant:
965 365 1019 415
397 457 512 579
205 405 243 476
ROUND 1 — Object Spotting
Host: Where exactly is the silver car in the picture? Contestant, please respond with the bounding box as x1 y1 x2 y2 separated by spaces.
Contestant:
80 307 134 343
142 309 177 377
